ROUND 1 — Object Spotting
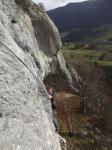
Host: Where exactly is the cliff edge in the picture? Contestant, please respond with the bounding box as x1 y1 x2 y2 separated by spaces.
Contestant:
0 0 74 149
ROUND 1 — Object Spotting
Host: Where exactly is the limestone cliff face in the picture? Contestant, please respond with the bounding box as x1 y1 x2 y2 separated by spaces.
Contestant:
0 0 72 149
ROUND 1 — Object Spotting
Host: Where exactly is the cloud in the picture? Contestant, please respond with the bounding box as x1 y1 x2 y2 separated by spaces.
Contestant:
33 0 88 10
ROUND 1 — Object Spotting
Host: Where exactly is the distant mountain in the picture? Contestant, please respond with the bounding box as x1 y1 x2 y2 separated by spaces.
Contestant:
48 0 112 42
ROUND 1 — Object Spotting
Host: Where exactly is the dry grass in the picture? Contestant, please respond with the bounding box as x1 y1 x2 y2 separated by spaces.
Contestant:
56 92 110 150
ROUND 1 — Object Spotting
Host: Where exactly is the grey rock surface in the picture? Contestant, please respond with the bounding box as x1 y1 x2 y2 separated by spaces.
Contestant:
0 0 74 149
58 135 67 150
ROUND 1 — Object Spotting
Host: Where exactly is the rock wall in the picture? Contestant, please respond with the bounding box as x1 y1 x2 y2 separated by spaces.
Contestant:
0 0 73 149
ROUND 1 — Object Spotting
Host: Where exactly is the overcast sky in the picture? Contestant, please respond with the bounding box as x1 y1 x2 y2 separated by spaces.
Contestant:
33 0 88 10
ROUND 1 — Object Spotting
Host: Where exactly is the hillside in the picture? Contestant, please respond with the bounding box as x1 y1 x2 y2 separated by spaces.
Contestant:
48 0 112 42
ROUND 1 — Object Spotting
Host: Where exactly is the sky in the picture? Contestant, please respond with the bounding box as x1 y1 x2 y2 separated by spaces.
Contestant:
33 0 88 10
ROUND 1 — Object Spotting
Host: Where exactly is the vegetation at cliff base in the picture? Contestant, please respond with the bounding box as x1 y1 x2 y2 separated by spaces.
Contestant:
60 42 112 149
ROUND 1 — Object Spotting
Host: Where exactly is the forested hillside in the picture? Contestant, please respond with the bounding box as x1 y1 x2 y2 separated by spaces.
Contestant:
48 0 112 42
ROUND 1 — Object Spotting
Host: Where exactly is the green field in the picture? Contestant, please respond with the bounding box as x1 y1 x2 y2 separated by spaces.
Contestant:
62 43 112 66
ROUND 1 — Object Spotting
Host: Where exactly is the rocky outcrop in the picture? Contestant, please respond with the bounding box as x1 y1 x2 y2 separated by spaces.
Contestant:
0 0 74 149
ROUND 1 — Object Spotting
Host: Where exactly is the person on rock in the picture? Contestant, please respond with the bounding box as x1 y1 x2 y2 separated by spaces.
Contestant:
47 87 59 132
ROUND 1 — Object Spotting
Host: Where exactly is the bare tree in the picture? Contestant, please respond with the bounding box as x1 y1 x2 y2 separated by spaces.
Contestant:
74 59 107 115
